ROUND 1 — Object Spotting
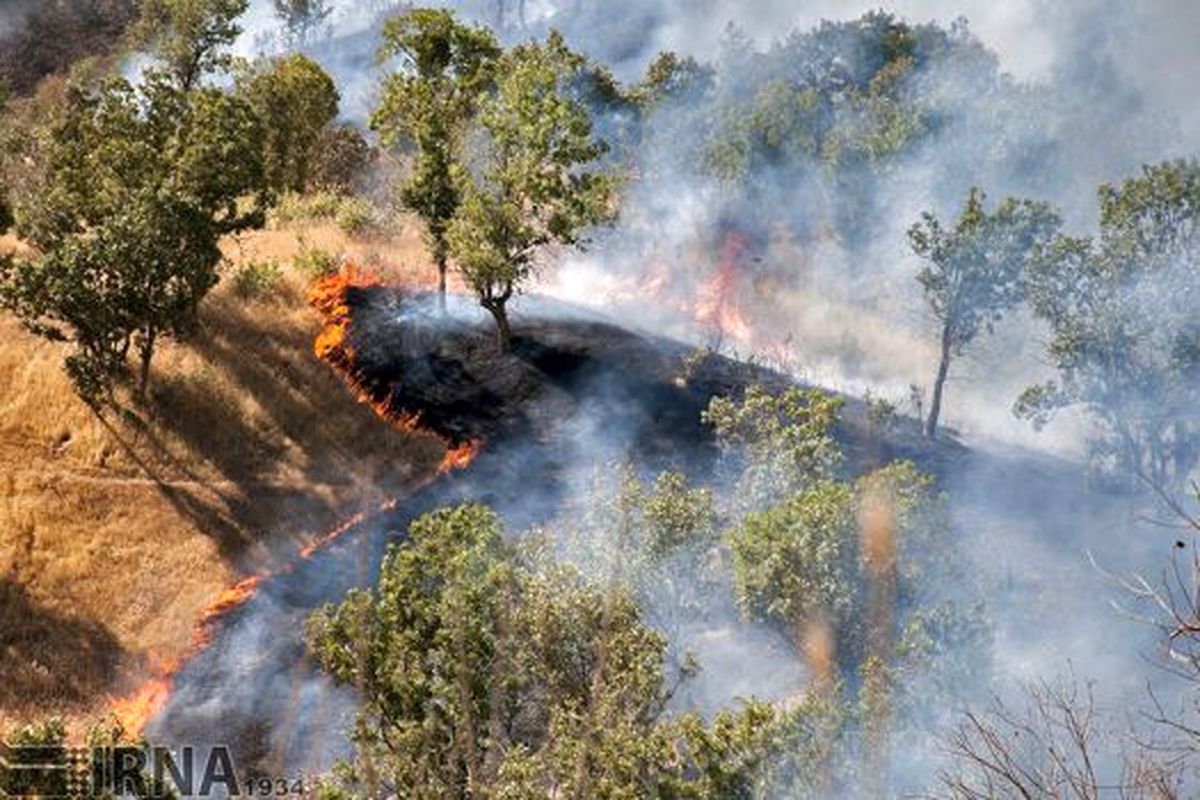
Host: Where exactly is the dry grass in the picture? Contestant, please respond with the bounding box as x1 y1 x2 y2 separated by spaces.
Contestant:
0 219 444 729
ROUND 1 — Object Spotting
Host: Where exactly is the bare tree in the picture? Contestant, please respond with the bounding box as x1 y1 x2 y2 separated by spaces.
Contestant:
939 678 1184 799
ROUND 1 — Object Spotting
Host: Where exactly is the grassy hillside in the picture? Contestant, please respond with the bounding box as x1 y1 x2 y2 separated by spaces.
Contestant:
0 218 446 727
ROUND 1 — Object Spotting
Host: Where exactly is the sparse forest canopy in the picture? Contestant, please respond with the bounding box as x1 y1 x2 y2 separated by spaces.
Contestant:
4 3 1200 795
627 12 1002 250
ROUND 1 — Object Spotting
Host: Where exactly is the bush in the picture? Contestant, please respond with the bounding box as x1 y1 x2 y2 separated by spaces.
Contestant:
269 190 342 226
232 259 285 299
292 246 338 279
335 196 375 235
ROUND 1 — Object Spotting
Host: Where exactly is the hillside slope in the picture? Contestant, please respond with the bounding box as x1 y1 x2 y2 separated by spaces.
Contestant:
0 220 445 727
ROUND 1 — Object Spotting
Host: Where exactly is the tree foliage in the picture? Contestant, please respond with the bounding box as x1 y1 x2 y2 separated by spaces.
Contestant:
371 8 500 309
1018 159 1200 487
446 32 614 349
0 72 265 403
136 0 248 91
308 503 777 799
909 187 1060 436
703 384 843 507
272 0 332 47
237 53 340 195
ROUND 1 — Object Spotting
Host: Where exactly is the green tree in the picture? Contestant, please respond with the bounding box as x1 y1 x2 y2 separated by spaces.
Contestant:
237 53 339 195
447 32 615 350
909 187 1060 437
633 52 714 110
136 0 248 90
703 384 843 508
308 503 777 799
272 0 331 47
0 74 265 403
729 480 859 651
371 8 500 312
1018 160 1200 486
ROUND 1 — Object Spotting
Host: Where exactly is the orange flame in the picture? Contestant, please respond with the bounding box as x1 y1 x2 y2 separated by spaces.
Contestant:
309 265 381 366
108 266 490 736
309 263 486 457
438 439 482 475
109 676 173 737
108 574 266 735
694 233 753 344
108 497 407 736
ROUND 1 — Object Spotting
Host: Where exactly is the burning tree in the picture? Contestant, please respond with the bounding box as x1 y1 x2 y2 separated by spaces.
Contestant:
447 32 615 350
371 8 500 312
909 187 1060 437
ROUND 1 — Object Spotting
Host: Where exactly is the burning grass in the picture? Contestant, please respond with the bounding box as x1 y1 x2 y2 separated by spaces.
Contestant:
0 220 447 731
106 257 486 736
308 264 489 458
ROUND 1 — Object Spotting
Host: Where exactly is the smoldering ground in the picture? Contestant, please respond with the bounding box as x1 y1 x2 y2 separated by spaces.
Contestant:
139 289 1184 795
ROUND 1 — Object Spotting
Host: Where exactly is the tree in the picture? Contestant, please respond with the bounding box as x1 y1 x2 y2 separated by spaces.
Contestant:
0 74 265 403
703 384 843 508
310 123 370 193
272 0 331 47
1018 160 1200 487
237 53 339 195
136 0 248 91
447 32 615 350
371 8 500 313
307 503 778 799
909 187 1060 437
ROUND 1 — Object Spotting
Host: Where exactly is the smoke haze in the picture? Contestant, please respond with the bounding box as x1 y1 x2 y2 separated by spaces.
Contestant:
131 0 1200 793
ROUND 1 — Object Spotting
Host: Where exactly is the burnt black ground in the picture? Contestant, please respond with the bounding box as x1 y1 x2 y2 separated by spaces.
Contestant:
152 290 1146 782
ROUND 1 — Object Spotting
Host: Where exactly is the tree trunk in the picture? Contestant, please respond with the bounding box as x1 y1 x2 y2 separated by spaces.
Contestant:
925 324 952 438
437 253 448 316
137 329 157 400
484 300 512 352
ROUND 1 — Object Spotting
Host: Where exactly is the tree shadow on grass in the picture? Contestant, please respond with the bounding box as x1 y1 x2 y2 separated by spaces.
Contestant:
115 289 441 565
0 579 122 719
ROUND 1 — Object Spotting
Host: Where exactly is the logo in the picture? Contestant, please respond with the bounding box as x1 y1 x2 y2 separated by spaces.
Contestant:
0 743 307 799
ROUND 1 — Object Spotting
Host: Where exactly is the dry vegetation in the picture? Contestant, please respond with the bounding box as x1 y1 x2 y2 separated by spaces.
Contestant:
0 217 445 728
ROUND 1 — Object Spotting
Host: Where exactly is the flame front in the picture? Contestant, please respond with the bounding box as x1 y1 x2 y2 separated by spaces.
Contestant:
694 232 753 344
109 268 487 735
438 439 482 474
309 264 487 460
109 674 174 737
108 575 265 735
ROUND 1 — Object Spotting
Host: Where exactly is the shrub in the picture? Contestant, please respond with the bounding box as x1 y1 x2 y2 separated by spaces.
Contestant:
335 196 375 235
232 259 284 299
292 246 338 279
